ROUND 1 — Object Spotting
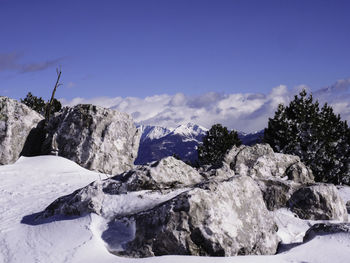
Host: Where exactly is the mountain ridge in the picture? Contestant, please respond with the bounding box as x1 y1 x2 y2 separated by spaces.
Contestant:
135 123 264 165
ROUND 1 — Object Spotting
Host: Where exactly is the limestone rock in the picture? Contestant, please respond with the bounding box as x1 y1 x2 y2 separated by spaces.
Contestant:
42 104 140 174
0 97 43 165
256 178 301 211
288 184 348 221
286 162 314 184
224 144 314 183
39 158 279 257
40 157 203 218
114 176 279 257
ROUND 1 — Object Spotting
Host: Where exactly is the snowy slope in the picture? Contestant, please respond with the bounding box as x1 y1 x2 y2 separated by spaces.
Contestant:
138 125 172 142
1 156 350 262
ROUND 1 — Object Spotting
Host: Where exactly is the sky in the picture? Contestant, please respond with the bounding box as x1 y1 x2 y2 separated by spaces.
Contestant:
1 0 350 132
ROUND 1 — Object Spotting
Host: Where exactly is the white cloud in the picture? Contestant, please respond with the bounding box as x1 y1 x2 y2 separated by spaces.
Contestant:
61 79 350 133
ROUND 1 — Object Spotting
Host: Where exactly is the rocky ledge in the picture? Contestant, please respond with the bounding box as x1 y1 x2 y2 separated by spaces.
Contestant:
36 144 348 258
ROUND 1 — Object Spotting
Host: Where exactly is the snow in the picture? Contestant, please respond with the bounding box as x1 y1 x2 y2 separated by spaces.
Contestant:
138 125 171 142
170 122 207 138
1 156 350 262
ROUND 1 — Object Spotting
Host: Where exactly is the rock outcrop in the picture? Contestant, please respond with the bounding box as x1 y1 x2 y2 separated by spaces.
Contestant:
221 144 313 210
39 157 279 257
256 178 301 211
41 104 140 174
303 223 350 242
0 97 43 165
223 144 314 183
288 184 348 221
36 143 348 258
40 157 203 218
115 176 279 257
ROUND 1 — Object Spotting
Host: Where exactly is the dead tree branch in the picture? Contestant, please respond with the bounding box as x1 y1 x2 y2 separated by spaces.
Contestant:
45 67 62 122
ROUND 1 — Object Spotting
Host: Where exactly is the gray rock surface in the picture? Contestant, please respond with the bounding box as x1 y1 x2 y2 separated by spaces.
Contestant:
115 176 279 257
42 104 140 174
288 184 348 221
41 157 203 218
346 201 350 213
0 97 43 165
303 223 350 242
256 178 301 211
39 158 279 257
224 144 314 183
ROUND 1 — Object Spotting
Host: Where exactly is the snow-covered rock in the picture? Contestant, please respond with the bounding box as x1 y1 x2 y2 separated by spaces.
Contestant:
288 184 348 221
115 176 279 257
0 97 43 165
303 223 350 242
224 144 314 183
40 157 203 218
38 156 279 257
41 104 140 174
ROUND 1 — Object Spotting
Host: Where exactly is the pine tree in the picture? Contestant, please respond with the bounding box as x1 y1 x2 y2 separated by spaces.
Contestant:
21 92 62 116
264 90 350 184
21 92 47 114
198 124 242 166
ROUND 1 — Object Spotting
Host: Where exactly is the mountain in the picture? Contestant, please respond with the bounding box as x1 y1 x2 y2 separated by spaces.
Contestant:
238 129 265 146
135 123 264 165
138 125 172 142
135 123 207 165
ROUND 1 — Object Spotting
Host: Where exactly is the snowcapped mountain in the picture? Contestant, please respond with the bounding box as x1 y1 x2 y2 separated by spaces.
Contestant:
135 123 264 165
135 123 207 165
138 125 172 142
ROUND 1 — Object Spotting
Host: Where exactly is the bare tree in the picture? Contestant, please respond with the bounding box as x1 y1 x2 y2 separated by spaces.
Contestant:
45 67 62 122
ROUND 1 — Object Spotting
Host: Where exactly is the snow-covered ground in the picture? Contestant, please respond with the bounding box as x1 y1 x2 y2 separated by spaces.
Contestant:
1 156 350 263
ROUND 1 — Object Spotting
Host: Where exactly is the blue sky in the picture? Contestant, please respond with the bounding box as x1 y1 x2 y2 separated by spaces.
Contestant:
1 0 350 131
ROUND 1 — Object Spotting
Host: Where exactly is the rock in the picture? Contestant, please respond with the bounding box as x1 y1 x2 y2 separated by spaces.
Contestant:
303 223 350 242
114 176 279 257
288 184 348 221
224 144 314 183
0 97 43 165
41 104 140 174
39 158 279 257
40 157 203 218
286 162 314 184
346 201 350 213
256 178 301 211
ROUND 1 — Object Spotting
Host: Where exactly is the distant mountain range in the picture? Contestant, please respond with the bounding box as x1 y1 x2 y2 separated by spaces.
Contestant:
135 123 264 165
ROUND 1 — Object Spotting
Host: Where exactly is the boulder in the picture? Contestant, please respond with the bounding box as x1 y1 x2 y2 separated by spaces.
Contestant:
288 184 348 221
113 176 279 257
256 178 301 211
40 157 203 218
0 97 43 165
41 104 140 174
224 144 314 183
303 223 350 242
286 162 314 184
39 158 279 257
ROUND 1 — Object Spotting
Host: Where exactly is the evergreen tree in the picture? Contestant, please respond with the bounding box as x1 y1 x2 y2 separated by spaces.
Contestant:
21 92 46 114
198 124 242 165
264 90 350 184
21 92 62 116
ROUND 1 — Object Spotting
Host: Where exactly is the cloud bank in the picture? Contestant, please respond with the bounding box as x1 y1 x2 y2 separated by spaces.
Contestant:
61 79 350 133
